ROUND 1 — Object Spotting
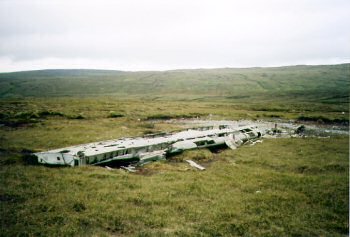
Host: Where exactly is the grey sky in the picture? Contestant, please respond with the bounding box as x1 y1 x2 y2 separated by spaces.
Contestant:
0 0 349 72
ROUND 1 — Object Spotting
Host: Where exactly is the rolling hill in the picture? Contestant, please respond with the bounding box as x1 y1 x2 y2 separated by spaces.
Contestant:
0 64 349 103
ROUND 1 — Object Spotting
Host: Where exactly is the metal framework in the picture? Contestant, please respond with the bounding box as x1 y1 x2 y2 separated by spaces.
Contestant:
33 124 263 167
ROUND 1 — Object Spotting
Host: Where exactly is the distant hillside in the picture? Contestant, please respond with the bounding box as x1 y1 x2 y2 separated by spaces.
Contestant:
0 64 349 102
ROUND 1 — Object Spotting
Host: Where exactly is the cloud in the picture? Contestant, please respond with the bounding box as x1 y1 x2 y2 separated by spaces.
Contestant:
0 0 349 71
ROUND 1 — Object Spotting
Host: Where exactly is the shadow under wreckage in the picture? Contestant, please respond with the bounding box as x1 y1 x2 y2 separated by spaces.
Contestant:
33 124 264 167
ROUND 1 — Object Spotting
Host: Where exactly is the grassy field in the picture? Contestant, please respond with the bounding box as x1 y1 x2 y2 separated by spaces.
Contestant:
0 64 349 103
0 64 349 236
1 137 348 236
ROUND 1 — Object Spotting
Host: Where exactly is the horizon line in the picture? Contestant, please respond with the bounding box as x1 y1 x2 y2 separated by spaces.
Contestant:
1 62 349 74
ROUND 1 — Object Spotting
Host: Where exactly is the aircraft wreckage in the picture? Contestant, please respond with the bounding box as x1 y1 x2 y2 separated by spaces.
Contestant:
33 124 264 167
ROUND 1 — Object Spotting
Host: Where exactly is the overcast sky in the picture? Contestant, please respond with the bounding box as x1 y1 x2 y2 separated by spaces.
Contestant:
0 0 349 72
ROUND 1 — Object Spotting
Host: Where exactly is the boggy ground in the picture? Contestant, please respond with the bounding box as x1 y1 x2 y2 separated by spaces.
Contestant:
0 98 349 236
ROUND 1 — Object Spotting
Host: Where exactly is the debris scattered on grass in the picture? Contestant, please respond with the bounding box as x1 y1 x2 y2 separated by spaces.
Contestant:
185 160 206 171
121 165 137 173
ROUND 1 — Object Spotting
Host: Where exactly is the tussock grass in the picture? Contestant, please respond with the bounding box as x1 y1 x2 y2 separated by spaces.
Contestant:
297 115 349 125
108 111 124 118
0 109 86 128
0 66 349 237
170 149 215 163
0 138 348 236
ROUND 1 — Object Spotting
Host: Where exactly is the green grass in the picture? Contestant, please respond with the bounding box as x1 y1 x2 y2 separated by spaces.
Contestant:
0 65 349 104
0 98 348 152
1 137 348 236
0 98 348 236
0 64 349 236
